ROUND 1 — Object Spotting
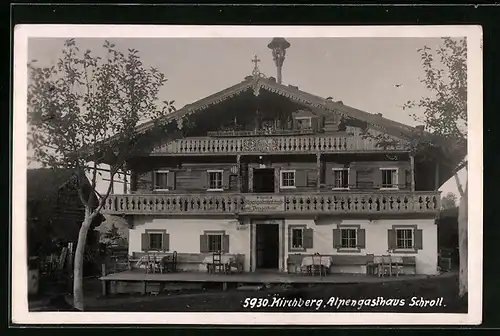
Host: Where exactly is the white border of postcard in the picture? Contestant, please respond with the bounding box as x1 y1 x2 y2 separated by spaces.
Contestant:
12 25 483 325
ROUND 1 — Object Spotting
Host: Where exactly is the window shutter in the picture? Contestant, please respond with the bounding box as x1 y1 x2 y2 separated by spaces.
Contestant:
349 167 357 189
222 170 230 190
167 172 176 190
296 170 306 187
201 171 208 189
325 166 334 188
414 229 423 249
397 167 405 188
200 235 208 253
222 234 230 253
357 229 366 248
373 169 382 189
162 232 170 251
387 229 396 250
303 228 314 249
141 233 149 251
332 229 341 248
138 172 154 191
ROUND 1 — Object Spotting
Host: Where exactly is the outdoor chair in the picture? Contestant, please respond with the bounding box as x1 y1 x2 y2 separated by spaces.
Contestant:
145 252 161 274
380 255 393 277
391 256 404 276
310 253 327 276
212 251 224 273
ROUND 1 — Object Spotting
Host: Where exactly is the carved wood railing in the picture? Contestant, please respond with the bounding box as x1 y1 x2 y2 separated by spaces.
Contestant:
151 135 408 154
102 191 440 216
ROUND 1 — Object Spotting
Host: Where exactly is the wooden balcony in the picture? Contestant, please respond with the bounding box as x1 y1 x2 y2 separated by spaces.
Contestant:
151 134 408 155
102 191 440 216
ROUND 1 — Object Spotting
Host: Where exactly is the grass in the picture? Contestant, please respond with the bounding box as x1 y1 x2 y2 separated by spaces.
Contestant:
82 273 467 313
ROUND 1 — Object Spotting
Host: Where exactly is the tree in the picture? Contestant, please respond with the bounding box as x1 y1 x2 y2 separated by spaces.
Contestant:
441 192 458 209
27 39 175 310
360 37 467 296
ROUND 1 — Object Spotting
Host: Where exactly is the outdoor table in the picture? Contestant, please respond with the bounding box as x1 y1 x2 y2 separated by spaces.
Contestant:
301 255 332 275
202 255 235 273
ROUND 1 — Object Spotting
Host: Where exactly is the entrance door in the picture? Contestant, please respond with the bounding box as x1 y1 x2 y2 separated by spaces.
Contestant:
253 168 275 193
256 224 280 269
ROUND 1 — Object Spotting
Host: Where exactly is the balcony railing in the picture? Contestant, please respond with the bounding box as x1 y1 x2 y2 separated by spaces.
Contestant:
102 191 440 216
151 134 408 155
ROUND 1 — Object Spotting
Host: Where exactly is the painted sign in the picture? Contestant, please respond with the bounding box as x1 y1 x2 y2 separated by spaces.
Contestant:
243 195 285 212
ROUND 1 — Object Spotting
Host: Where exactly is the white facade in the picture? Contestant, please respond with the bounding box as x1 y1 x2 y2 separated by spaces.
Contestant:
129 216 438 275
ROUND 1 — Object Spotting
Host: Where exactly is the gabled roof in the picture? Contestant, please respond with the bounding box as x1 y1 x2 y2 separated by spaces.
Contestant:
136 75 420 139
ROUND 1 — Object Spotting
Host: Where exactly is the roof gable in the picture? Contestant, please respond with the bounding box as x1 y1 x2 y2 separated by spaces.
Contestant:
138 76 419 139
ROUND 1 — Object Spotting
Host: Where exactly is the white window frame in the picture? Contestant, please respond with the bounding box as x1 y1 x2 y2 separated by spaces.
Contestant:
280 170 296 189
153 170 170 191
147 231 164 251
332 167 350 190
379 167 399 190
339 227 358 250
395 228 414 250
290 227 305 250
207 170 224 191
295 116 312 129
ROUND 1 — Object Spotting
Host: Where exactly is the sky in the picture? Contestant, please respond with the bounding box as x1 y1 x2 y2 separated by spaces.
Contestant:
26 37 467 197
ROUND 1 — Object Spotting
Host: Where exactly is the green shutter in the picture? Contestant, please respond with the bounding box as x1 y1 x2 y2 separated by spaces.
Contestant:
138 171 154 192
222 234 230 253
349 167 357 189
303 228 314 249
388 229 396 250
414 229 423 249
222 170 230 190
373 168 382 189
163 232 170 251
333 229 341 248
167 172 176 190
141 233 149 251
325 165 333 188
295 170 307 188
201 171 208 189
357 229 366 248
398 167 405 189
200 235 208 253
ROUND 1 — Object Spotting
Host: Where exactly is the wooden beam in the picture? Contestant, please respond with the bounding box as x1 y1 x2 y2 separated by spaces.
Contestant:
316 153 321 190
410 154 416 192
236 154 241 192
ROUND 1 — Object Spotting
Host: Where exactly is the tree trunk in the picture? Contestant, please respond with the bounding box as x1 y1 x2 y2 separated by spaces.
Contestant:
73 209 94 311
458 181 468 297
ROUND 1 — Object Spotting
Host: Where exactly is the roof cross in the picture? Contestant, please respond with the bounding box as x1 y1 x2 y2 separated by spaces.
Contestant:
251 55 261 77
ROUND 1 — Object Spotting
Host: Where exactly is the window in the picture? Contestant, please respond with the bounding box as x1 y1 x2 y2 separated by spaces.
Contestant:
332 168 349 189
291 227 304 249
153 170 169 190
340 228 357 249
295 117 312 129
380 168 398 189
148 232 163 250
396 228 413 249
207 233 223 252
280 170 296 188
208 170 223 190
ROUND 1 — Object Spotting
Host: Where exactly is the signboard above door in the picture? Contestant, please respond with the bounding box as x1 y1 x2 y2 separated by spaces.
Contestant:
243 195 285 213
